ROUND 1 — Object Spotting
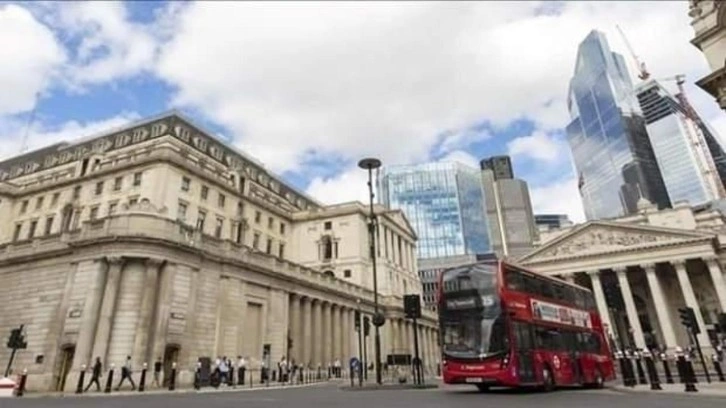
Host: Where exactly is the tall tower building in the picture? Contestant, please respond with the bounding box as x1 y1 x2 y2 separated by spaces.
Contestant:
566 30 671 220
636 78 726 206
379 162 491 307
479 155 538 259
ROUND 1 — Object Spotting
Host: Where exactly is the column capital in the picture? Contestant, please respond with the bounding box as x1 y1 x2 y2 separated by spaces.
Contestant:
106 256 124 266
612 266 628 274
586 270 601 276
703 256 721 267
145 257 165 269
640 263 656 272
671 259 688 270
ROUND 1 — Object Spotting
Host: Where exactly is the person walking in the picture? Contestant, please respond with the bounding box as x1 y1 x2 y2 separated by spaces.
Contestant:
237 356 247 385
84 357 103 392
153 357 162 388
219 356 230 386
116 356 136 391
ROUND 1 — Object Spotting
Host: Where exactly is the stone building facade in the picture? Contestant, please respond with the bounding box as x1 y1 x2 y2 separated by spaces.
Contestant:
689 0 726 110
0 112 439 392
520 200 726 353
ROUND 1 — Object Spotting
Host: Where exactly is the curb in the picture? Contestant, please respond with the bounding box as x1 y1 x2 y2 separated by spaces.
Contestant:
20 381 331 399
606 384 726 397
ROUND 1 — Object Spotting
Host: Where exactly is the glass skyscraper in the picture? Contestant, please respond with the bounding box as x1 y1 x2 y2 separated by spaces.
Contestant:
566 30 671 220
378 162 491 259
636 79 726 206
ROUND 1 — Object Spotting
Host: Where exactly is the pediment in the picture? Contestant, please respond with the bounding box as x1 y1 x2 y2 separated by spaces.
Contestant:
383 209 418 240
519 221 713 263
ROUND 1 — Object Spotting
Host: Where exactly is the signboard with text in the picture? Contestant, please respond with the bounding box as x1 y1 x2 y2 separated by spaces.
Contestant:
531 299 591 329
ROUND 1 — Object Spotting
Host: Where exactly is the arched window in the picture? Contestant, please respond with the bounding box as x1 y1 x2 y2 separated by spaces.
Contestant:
323 270 335 278
321 235 333 260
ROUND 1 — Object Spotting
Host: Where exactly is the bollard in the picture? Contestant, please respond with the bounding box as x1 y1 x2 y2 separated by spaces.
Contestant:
15 369 27 397
660 353 674 384
623 351 636 387
168 362 177 391
713 354 725 382
616 351 627 386
139 363 147 392
642 350 661 391
634 351 648 385
104 365 115 393
678 351 697 392
76 365 86 394
228 364 235 387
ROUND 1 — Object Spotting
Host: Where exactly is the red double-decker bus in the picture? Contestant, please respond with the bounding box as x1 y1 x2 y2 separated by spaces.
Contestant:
438 259 615 391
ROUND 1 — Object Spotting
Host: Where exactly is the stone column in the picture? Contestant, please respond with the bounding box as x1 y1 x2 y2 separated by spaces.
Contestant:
73 259 108 369
337 306 345 361
132 258 163 366
614 267 646 349
290 294 302 363
313 300 323 366
705 257 726 312
149 261 174 366
587 270 615 342
324 302 334 365
564 274 576 284
642 263 677 349
90 257 125 366
673 260 711 346
331 305 340 362
302 297 313 365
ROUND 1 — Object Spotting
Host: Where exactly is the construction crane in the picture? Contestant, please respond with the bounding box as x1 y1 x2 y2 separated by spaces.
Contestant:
659 74 726 199
616 25 650 81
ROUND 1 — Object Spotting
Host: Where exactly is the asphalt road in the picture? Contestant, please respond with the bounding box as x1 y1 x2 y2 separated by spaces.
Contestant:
1 383 723 408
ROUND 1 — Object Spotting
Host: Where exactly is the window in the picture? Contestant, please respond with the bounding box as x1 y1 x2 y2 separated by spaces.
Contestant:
253 232 261 249
114 177 123 191
73 186 82 199
266 238 273 254
28 220 37 239
218 193 226 208
234 222 243 243
279 243 285 259
133 172 142 187
44 216 54 235
129 197 138 206
324 221 332 230
51 193 60 206
197 210 206 231
215 218 224 238
108 202 118 215
181 176 191 192
95 181 104 195
201 185 209 200
237 202 244 216
178 202 188 220
280 223 286 235
13 224 22 242
321 236 333 260
255 211 261 224
268 217 274 229
344 269 351 278
36 196 44 210
20 200 28 214
90 207 99 220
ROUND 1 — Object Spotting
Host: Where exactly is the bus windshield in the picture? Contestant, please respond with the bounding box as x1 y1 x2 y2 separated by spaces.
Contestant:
439 263 508 359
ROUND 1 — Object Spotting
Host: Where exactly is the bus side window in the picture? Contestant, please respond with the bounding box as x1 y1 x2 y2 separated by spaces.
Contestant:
506 268 523 291
585 293 596 310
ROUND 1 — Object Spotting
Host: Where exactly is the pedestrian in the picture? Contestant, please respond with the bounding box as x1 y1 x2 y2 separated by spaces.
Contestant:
153 357 162 388
237 355 247 385
116 356 136 391
219 356 229 385
84 357 103 392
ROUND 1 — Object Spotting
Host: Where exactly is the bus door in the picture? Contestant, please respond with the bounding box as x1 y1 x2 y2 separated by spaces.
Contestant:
564 331 583 385
512 321 537 383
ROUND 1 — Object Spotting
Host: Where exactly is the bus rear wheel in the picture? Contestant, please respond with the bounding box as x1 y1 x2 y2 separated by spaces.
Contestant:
476 384 490 392
587 369 604 389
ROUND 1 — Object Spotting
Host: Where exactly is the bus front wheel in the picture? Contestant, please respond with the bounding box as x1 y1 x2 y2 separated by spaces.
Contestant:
476 384 489 392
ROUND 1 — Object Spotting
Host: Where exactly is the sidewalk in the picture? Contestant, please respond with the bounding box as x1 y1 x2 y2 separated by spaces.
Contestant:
20 380 331 399
609 382 726 397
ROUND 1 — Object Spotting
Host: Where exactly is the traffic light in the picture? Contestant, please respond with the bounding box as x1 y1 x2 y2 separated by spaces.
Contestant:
404 294 422 319
678 307 700 335
363 316 370 337
6 326 27 350
354 310 361 332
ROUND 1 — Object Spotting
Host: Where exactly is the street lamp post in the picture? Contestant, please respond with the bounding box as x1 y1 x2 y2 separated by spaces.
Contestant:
358 157 384 385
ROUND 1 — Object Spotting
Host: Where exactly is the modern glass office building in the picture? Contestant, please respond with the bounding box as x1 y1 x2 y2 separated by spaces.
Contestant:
378 162 491 259
636 79 726 206
566 30 671 220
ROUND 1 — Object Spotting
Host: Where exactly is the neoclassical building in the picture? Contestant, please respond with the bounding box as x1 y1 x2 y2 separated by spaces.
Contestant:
519 199 726 353
0 112 439 392
689 0 726 110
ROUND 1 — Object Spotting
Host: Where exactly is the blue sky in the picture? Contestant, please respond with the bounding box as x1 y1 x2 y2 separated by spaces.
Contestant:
0 1 723 223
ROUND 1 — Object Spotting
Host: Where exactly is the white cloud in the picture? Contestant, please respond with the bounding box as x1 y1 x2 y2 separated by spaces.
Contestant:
154 1 710 177
0 112 140 160
507 131 563 163
305 166 371 205
530 177 586 224
0 4 65 115
437 150 480 169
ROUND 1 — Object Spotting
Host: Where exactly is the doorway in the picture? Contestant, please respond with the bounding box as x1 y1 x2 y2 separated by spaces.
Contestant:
54 345 75 392
163 344 180 386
